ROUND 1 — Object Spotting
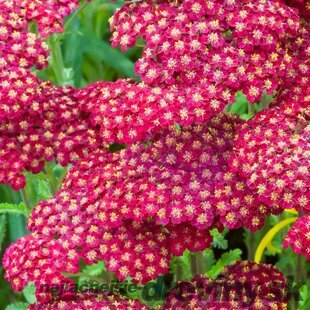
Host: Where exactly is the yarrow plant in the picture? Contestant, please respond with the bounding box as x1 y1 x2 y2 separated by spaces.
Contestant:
0 0 309 309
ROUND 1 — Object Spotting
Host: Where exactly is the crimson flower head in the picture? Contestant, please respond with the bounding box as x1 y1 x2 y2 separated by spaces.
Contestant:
78 79 228 144
0 84 107 190
163 261 288 309
284 214 310 260
29 292 148 310
111 0 300 103
2 235 78 296
18 0 80 37
230 103 309 213
19 113 278 285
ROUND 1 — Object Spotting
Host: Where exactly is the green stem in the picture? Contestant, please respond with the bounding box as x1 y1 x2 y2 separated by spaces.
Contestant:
260 93 270 110
248 231 255 261
56 1 89 42
19 187 32 215
291 254 303 310
48 1 89 85
48 37 65 85
44 163 58 195
106 271 115 285
191 252 204 276
295 254 303 285
248 102 255 116
176 259 183 282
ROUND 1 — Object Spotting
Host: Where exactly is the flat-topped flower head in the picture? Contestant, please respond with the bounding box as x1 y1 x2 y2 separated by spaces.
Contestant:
19 0 80 37
2 235 78 297
78 79 228 144
0 84 107 190
163 261 288 309
230 104 309 213
29 292 148 310
111 0 301 102
284 215 310 260
29 113 268 238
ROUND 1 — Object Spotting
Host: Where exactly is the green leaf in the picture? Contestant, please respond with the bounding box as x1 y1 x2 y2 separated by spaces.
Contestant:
23 282 37 304
5 302 29 310
79 261 106 285
63 24 84 87
37 180 52 201
8 215 28 242
206 249 242 279
82 261 106 276
299 280 310 309
211 228 228 249
0 203 28 216
170 250 192 281
231 91 248 114
174 122 181 132
0 214 7 251
203 248 215 272
83 31 138 79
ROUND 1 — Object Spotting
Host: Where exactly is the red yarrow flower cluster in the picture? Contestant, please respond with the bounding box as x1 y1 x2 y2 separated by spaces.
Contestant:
229 103 309 213
79 79 228 144
163 261 288 309
29 113 270 237
275 21 309 108
2 235 78 295
29 292 148 310
111 0 300 102
0 84 107 190
284 0 310 19
19 0 80 37
284 215 310 260
11 113 276 288
0 1 49 120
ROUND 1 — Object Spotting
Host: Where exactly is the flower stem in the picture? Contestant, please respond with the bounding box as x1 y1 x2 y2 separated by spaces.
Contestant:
260 92 270 110
291 254 303 310
248 231 255 261
19 187 32 215
248 102 255 116
44 162 58 195
56 1 89 42
48 36 65 85
106 271 115 285
176 259 183 282
191 252 204 276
